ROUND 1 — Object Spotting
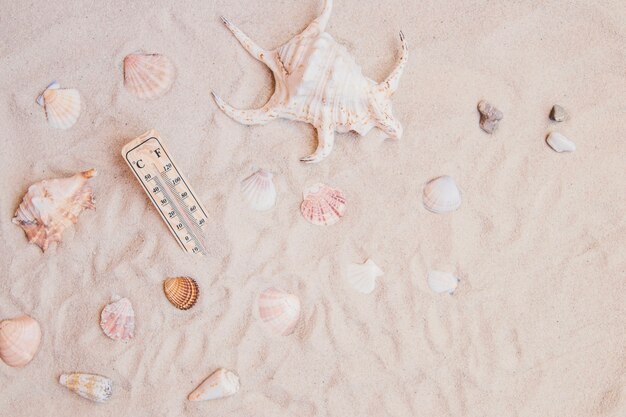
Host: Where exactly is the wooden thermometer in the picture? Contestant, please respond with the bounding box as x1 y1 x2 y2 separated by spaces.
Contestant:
122 129 209 255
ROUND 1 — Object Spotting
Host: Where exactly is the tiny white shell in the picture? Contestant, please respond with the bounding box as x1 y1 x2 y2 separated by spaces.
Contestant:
546 132 576 153
346 259 384 294
258 288 301 336
423 176 462 214
188 368 240 401
37 81 81 129
427 270 459 294
241 168 277 211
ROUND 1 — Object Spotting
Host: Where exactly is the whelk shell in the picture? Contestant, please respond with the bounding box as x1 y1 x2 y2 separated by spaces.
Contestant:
300 183 346 226
163 277 199 310
422 175 462 214
346 259 384 294
0 315 42 368
241 168 277 211
188 368 240 401
427 270 459 294
258 288 301 336
123 53 175 99
37 81 81 129
59 373 113 403
100 297 135 341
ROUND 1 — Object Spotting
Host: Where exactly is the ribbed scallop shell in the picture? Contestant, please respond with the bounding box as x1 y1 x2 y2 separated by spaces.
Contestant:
427 270 459 294
163 277 199 310
346 259 384 294
0 315 42 368
258 288 301 336
300 183 346 226
422 176 462 214
12 169 97 251
59 373 113 403
123 53 175 99
241 168 277 211
100 297 135 341
188 368 240 401
37 81 81 129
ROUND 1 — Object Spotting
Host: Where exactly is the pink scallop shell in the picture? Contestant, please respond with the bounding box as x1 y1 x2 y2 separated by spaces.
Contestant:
300 183 346 226
100 297 135 341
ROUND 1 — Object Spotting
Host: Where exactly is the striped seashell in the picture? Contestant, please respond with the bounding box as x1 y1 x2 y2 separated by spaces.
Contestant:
37 81 81 129
123 53 175 99
241 168 277 211
258 287 300 336
163 277 199 310
346 259 384 294
100 297 135 341
59 373 113 403
0 315 42 368
300 183 346 226
422 175 462 214
188 368 240 401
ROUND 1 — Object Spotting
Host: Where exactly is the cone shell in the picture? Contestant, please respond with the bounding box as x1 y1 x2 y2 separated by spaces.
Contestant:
241 168 277 211
300 183 346 226
163 277 199 310
0 315 42 368
123 53 175 99
258 288 301 336
188 368 240 401
12 169 97 251
37 81 81 129
427 270 460 294
100 297 135 341
59 373 113 403
422 175 462 214
346 259 384 294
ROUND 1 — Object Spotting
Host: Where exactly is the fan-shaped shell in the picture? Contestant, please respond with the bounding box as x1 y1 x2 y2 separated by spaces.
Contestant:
546 132 576 153
422 175 462 214
346 259 384 294
37 81 81 129
427 270 459 294
258 288 300 336
12 169 97 251
0 315 42 368
241 168 277 211
123 53 175 99
59 373 113 403
300 183 346 226
188 368 240 401
163 277 199 310
100 297 135 341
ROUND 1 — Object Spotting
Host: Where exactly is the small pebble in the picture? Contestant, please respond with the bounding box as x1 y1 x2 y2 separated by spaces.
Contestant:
550 105 568 122
546 132 576 153
477 100 503 134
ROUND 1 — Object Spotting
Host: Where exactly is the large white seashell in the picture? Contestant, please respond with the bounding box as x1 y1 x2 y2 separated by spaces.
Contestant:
213 0 408 163
188 368 240 401
258 288 301 336
427 270 459 294
241 168 277 211
422 175 462 214
300 183 346 226
0 315 42 368
12 169 97 251
123 53 175 99
59 373 113 403
546 132 576 153
346 259 384 294
37 81 81 129
100 297 135 341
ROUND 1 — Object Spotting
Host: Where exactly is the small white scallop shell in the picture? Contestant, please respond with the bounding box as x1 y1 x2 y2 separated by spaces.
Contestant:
546 132 576 153
37 81 81 129
346 259 384 294
59 373 113 403
188 368 240 401
241 168 277 211
100 297 135 341
427 270 459 294
300 183 346 226
123 53 175 99
258 288 301 336
423 176 462 213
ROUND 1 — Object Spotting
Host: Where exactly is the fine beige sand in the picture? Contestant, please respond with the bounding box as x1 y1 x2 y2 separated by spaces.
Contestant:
1 0 625 416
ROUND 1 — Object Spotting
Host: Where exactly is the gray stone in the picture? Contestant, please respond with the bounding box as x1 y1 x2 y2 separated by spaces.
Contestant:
550 105 568 122
477 100 503 134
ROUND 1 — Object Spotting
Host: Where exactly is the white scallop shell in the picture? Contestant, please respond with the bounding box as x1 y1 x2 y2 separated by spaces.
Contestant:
241 168 277 211
546 132 576 153
123 53 175 99
59 373 113 403
300 183 346 226
100 297 135 341
423 176 462 214
37 81 81 129
188 368 240 401
258 288 301 336
346 259 384 294
427 270 459 294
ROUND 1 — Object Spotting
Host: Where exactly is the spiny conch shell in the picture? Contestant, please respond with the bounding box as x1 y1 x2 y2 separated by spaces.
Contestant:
422 175 462 214
100 296 135 341
0 315 42 368
427 270 460 294
59 373 113 403
123 53 175 99
258 288 301 336
163 277 199 310
241 168 277 211
37 81 81 129
546 132 576 153
300 183 346 226
346 259 384 294
213 0 408 163
188 368 240 401
12 169 97 252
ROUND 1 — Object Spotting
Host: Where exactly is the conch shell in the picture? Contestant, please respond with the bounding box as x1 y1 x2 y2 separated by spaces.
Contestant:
59 373 113 403
12 169 96 251
0 315 42 368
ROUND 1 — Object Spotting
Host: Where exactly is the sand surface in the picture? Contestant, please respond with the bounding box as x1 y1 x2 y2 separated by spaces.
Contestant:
1 0 625 416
